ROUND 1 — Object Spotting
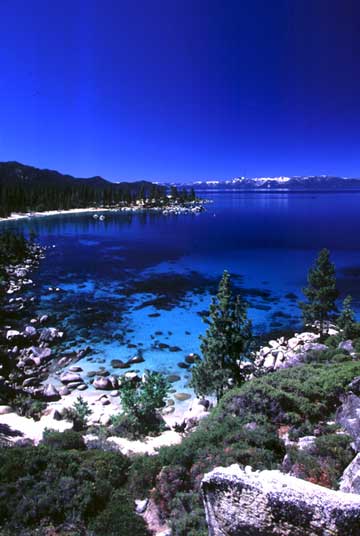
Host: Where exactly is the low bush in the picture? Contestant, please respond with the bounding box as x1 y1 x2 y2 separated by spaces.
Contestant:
0 446 147 535
12 395 46 420
41 428 86 450
287 433 354 489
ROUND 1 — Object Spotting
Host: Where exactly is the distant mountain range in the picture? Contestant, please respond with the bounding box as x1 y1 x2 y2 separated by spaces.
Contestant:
0 161 154 192
172 176 360 190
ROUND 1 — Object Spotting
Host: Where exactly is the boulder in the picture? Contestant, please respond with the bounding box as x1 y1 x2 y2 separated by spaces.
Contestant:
297 435 317 453
24 326 37 337
135 498 149 514
60 372 83 384
111 359 129 369
127 355 145 365
30 346 52 360
174 392 191 401
93 377 113 390
348 377 360 396
201 464 360 536
339 340 355 354
59 386 70 396
302 342 328 353
340 453 360 494
69 366 83 372
6 330 20 340
336 393 360 451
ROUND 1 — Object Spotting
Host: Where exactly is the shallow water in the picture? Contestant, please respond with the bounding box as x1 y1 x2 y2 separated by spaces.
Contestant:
4 191 360 393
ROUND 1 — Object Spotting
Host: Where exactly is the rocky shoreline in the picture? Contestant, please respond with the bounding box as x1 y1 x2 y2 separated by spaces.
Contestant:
0 243 211 452
0 199 208 223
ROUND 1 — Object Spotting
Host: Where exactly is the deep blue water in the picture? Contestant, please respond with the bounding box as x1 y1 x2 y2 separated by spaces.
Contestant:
4 191 360 394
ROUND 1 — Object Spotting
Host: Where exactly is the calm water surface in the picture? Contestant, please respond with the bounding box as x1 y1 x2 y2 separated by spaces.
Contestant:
4 191 360 393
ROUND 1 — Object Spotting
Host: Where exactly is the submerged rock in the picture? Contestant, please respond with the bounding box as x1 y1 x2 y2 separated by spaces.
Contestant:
174 392 191 401
111 359 129 369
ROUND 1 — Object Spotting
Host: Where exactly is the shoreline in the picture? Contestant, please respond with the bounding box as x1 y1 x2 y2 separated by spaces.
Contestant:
0 200 207 223
0 207 128 223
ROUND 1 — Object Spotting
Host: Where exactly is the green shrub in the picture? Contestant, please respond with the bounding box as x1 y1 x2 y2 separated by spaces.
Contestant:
41 429 86 450
12 395 46 420
118 371 170 437
128 454 163 498
287 433 354 489
169 491 208 536
89 490 150 536
65 395 92 431
0 447 137 535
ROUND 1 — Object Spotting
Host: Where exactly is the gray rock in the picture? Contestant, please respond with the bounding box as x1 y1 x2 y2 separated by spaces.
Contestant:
67 381 83 389
93 377 113 390
45 384 62 400
340 453 360 494
69 366 83 372
135 498 148 514
339 340 355 354
349 377 360 396
302 342 328 353
30 346 52 361
59 386 70 396
24 326 37 337
202 464 360 535
60 372 83 384
297 435 317 453
108 375 119 389
336 393 360 451
6 329 20 340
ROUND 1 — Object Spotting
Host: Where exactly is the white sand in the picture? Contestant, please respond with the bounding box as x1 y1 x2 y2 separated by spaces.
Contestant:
0 207 120 222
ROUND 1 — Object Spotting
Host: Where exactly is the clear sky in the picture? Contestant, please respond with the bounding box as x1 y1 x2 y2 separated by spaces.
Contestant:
1 0 360 182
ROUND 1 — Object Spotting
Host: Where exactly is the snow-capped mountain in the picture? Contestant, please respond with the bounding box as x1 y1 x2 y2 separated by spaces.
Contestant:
173 175 360 190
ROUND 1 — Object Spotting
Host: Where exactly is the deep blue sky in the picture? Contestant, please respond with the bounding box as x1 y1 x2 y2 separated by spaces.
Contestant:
1 0 360 181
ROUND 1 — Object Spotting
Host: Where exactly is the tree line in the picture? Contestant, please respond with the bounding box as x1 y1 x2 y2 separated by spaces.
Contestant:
0 182 196 218
191 248 358 401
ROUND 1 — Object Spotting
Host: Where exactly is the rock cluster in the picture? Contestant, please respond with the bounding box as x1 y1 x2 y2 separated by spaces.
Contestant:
201 464 360 535
254 330 337 371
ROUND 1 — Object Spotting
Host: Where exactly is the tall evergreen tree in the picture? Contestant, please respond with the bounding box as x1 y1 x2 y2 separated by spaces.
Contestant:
337 295 357 339
190 270 253 401
300 248 339 335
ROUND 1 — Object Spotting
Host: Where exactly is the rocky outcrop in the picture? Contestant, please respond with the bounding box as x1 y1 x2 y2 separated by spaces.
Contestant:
254 329 340 372
340 453 360 494
336 392 360 452
201 464 360 535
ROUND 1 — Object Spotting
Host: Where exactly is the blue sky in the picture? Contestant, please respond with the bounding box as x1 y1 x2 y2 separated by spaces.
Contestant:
1 0 359 181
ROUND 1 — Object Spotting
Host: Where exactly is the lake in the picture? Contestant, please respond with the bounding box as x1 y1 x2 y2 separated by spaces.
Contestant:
4 191 360 394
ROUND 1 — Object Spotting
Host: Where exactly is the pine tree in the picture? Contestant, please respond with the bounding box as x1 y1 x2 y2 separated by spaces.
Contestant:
300 248 339 335
190 270 253 401
338 295 357 339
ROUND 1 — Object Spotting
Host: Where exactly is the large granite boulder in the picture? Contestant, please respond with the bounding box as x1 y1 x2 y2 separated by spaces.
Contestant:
340 453 360 494
201 464 360 535
336 393 360 451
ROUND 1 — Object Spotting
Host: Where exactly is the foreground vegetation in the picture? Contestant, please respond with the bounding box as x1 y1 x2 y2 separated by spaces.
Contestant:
1 236 360 535
1 357 359 535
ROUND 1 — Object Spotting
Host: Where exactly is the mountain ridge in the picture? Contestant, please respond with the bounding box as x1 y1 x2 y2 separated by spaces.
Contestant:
172 175 360 190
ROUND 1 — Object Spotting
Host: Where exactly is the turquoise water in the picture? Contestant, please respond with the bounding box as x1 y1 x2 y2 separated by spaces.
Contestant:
4 191 360 390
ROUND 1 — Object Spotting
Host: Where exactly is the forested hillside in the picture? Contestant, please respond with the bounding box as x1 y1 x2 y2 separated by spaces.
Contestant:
0 162 165 217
